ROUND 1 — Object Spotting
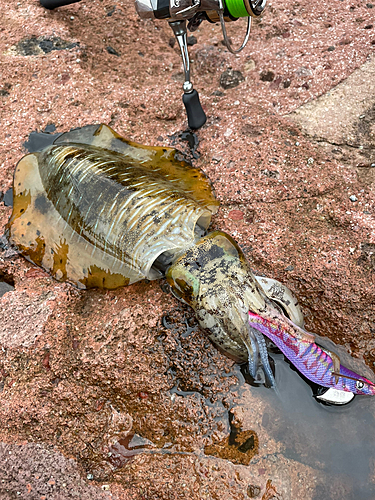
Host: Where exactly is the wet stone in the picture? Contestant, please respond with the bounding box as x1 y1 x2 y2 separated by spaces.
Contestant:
220 69 245 89
260 70 275 82
247 484 261 498
14 36 79 56
106 46 120 56
204 428 259 465
0 83 11 96
187 36 197 46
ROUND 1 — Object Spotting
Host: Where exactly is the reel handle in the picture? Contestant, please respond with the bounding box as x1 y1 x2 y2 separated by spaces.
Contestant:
183 90 206 130
169 20 206 129
39 0 82 9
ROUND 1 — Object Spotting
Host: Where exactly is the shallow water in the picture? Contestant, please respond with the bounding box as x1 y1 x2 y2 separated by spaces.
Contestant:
0 280 14 297
238 350 375 500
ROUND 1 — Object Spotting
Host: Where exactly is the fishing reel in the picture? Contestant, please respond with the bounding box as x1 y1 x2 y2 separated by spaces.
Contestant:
135 0 266 128
39 0 266 129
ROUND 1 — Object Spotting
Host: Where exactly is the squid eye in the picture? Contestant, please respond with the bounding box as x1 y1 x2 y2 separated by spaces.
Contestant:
356 380 365 390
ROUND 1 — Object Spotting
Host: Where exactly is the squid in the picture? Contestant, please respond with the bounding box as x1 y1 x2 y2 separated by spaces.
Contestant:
7 124 375 404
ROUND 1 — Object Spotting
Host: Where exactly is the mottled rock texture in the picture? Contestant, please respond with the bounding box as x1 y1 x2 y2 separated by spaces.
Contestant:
0 0 374 498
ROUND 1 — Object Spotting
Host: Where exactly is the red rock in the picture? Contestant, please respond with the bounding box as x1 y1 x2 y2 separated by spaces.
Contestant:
0 0 374 498
228 210 244 221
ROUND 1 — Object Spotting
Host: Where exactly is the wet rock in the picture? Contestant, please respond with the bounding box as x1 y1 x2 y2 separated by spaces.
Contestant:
260 70 275 82
0 83 11 97
13 36 79 56
204 429 259 465
187 36 197 46
228 210 244 221
0 442 110 500
247 484 261 498
106 46 120 56
220 69 245 89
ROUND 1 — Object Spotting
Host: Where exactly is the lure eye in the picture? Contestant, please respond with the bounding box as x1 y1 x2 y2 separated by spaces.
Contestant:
356 380 365 390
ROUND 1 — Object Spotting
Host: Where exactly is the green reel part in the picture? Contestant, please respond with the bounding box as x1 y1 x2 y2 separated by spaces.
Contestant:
225 0 267 18
225 0 249 18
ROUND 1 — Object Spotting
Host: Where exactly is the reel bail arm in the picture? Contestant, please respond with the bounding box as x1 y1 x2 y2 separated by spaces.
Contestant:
169 20 207 130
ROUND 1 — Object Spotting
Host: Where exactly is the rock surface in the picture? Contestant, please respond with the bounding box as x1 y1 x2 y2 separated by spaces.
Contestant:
0 0 374 499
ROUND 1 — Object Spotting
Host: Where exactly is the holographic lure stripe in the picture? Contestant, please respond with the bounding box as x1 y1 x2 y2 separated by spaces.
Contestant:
248 311 375 396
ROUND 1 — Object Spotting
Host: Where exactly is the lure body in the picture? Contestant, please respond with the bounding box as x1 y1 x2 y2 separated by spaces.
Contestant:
248 311 375 396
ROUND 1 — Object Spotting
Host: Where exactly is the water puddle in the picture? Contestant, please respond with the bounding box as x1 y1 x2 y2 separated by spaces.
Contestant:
107 433 155 469
0 280 14 297
155 307 375 497
204 409 259 465
237 349 375 500
155 307 375 498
